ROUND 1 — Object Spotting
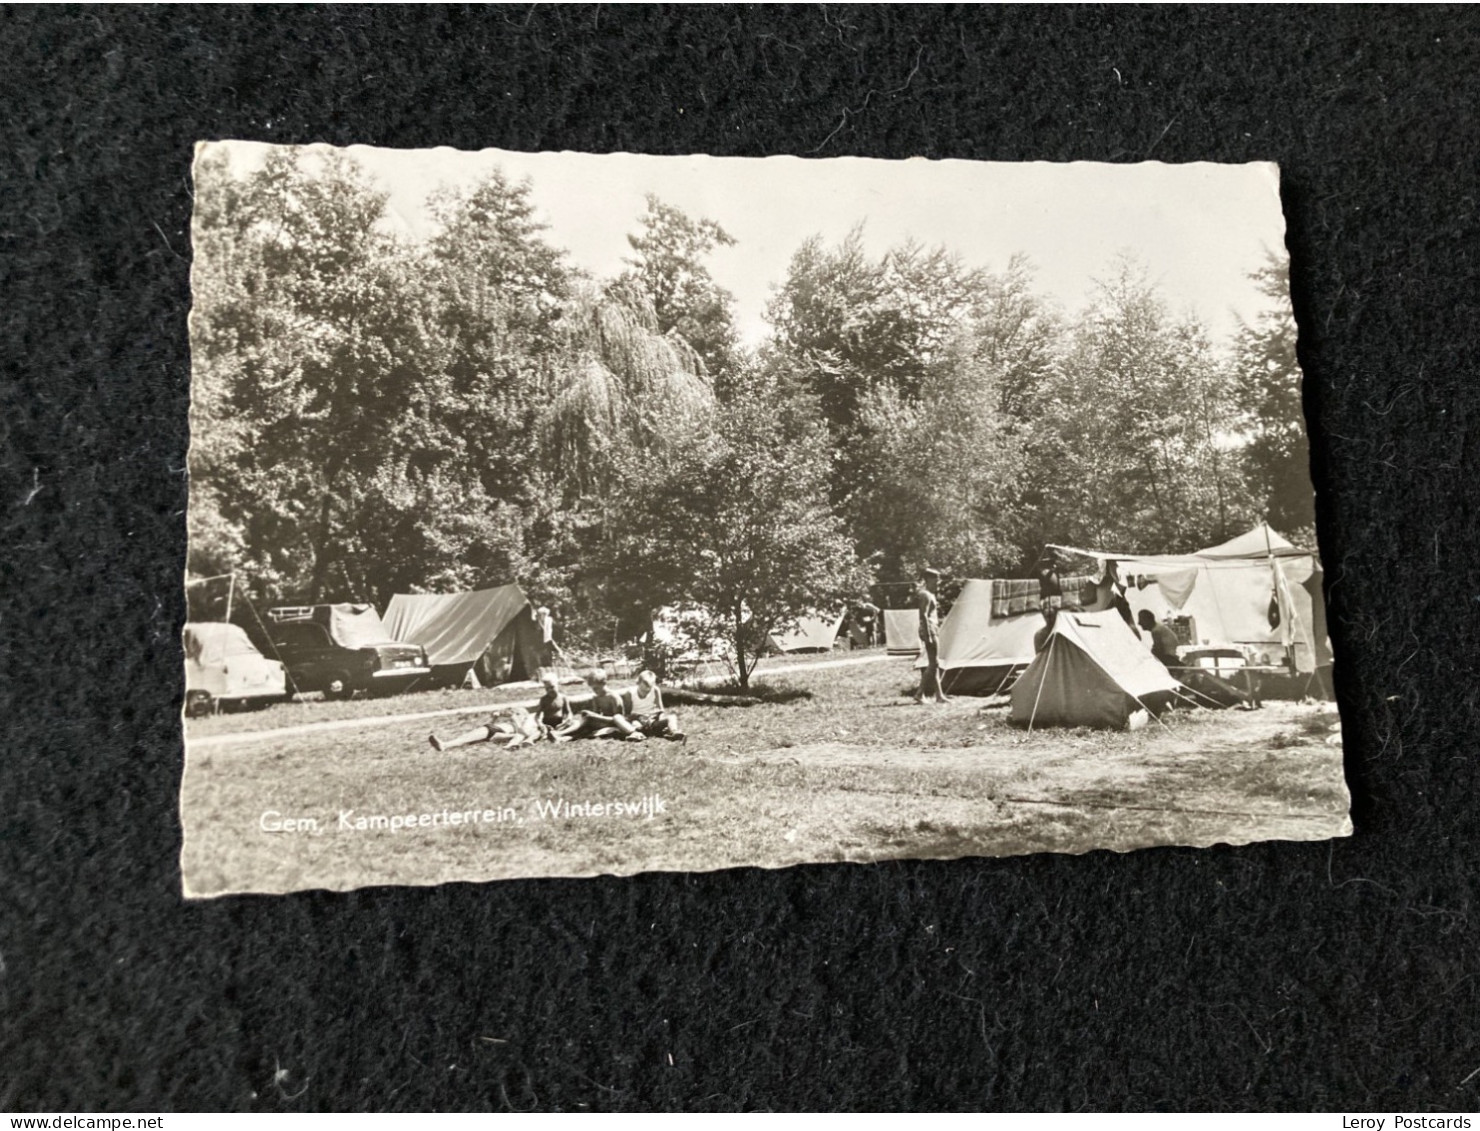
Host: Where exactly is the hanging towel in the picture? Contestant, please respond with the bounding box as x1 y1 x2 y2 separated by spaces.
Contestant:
1153 567 1199 610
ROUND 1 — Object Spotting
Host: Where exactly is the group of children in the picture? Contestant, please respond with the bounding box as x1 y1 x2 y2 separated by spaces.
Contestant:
428 668 685 752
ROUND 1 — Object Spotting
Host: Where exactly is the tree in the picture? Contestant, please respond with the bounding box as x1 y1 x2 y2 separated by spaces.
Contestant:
852 329 1027 582
1018 253 1256 556
189 147 432 602
538 282 714 505
605 370 871 688
620 195 740 383
764 230 1000 517
1233 251 1315 536
973 253 1062 421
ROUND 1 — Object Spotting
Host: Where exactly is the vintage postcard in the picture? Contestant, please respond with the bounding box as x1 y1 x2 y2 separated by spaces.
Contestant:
181 143 1349 897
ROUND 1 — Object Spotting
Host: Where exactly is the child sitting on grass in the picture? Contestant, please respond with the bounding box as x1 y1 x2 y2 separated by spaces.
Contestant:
551 669 641 741
534 670 572 733
621 669 685 742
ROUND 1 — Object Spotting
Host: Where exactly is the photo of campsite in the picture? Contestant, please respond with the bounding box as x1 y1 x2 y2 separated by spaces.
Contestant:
181 144 1349 897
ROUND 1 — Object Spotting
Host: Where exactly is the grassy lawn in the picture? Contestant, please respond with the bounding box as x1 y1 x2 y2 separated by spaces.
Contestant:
180 655 1351 897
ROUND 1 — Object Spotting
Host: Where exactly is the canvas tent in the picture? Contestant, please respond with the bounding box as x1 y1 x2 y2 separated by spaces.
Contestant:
1010 609 1184 729
768 613 845 654
919 580 1043 694
382 585 545 686
883 609 921 656
1047 523 1330 675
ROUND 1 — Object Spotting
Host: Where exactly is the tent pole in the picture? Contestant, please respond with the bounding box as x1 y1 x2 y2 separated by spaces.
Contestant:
1026 634 1054 734
990 662 1021 699
214 571 236 717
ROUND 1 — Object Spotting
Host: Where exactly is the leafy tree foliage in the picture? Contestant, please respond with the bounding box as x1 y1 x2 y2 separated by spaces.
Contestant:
603 369 871 687
852 330 1027 582
1019 255 1257 556
765 229 985 441
620 194 739 384
1232 252 1315 536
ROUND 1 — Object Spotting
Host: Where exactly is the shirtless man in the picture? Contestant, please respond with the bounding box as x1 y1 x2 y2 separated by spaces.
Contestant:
913 567 949 704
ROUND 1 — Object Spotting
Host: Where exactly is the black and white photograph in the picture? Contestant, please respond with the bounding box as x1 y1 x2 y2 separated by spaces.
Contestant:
181 142 1349 898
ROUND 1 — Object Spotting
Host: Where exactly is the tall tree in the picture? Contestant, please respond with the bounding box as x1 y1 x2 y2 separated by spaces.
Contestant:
765 229 993 525
852 329 1027 582
620 195 740 383
189 147 431 602
1019 254 1255 556
1232 251 1315 536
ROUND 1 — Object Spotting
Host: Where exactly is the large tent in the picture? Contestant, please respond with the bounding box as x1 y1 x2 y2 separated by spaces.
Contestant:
768 613 845 654
883 609 921 656
382 585 545 686
1010 609 1184 729
921 579 1043 694
1048 523 1330 674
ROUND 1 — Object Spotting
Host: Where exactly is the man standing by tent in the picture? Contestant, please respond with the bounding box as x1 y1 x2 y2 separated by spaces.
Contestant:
913 568 949 705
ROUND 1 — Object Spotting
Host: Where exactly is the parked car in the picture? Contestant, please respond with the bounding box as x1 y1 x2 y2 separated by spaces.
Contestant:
265 603 430 699
183 621 289 717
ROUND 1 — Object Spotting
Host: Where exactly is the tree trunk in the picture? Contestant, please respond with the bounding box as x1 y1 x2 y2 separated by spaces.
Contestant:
733 607 749 690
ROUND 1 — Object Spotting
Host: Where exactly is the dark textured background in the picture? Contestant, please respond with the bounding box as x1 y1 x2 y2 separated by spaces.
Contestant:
2 4 1477 1112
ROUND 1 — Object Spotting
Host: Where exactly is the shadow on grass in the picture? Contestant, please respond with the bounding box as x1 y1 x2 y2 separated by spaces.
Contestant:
701 679 815 705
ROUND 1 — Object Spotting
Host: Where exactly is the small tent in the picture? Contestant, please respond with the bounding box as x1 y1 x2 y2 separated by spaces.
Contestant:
768 613 845 654
1010 609 1183 729
883 609 921 656
922 580 1043 694
382 585 545 686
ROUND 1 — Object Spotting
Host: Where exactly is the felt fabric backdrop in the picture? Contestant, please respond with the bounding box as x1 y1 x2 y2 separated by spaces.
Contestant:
2 6 1476 1112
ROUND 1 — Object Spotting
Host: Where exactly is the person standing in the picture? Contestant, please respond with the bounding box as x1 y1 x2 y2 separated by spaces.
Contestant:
913 568 949 704
535 605 558 670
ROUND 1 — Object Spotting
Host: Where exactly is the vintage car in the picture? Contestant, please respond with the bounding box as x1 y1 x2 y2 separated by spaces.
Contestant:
265 603 431 699
183 621 289 717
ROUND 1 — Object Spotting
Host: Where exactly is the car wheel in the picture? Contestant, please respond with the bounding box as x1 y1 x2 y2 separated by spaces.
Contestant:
185 690 214 718
323 672 354 700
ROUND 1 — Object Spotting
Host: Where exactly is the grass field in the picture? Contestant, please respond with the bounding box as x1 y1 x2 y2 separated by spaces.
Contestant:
180 652 1351 897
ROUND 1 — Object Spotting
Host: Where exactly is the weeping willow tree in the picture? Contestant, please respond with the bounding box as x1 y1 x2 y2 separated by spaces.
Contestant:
539 281 716 504
529 281 717 646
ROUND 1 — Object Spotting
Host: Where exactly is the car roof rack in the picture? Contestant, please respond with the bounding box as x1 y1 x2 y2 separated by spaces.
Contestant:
266 605 316 622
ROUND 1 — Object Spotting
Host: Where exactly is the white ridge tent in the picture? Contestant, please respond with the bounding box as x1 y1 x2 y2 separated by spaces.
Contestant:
768 613 845 654
919 580 1042 694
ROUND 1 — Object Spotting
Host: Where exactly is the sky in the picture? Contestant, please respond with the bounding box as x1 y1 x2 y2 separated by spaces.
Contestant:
204 141 1291 347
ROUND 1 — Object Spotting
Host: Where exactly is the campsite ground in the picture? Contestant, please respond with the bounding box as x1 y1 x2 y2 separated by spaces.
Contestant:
179 651 1351 897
